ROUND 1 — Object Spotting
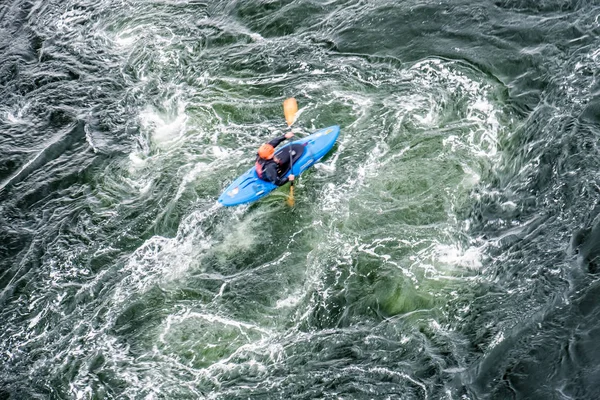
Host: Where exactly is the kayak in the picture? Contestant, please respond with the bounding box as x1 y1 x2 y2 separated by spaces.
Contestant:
218 125 341 206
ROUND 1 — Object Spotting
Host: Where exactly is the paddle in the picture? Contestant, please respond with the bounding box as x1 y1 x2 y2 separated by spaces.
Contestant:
283 97 298 206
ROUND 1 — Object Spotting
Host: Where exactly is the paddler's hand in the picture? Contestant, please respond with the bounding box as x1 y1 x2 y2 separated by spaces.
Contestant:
285 132 294 139
288 174 295 181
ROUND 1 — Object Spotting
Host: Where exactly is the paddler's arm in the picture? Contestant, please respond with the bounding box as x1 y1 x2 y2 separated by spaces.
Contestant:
262 163 285 186
263 163 292 186
267 132 294 148
273 175 291 186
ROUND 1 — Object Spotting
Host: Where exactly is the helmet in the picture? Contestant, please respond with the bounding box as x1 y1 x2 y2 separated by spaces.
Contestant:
258 143 275 159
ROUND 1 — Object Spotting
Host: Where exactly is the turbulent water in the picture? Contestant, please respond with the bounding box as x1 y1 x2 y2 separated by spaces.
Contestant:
1 0 600 398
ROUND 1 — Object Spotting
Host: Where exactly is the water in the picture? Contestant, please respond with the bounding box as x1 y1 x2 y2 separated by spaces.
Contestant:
1 0 600 398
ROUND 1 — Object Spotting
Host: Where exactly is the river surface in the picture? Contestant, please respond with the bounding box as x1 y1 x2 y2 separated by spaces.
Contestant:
2 0 600 399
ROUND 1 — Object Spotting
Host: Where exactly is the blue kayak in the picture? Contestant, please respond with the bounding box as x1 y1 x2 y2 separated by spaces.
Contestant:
218 125 341 206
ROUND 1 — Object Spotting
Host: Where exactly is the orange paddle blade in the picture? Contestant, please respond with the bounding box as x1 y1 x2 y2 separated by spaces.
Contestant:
283 98 298 127
286 185 295 207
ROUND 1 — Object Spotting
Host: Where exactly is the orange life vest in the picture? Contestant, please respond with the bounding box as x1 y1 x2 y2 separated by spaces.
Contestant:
255 159 265 179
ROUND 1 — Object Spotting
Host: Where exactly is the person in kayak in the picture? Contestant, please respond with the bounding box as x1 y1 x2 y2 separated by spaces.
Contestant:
256 132 304 186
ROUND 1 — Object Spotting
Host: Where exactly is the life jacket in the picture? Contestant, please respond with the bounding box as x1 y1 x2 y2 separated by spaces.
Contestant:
255 157 265 179
255 156 280 181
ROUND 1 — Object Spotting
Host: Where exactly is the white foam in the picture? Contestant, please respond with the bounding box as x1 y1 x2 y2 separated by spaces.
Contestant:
128 152 147 168
139 105 188 147
5 109 31 125
275 292 303 309
488 330 505 349
172 161 211 202
115 32 137 47
433 244 483 270
114 205 221 304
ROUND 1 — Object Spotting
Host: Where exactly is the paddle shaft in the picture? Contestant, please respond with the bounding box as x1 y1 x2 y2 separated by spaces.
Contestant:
289 136 294 187
283 98 298 206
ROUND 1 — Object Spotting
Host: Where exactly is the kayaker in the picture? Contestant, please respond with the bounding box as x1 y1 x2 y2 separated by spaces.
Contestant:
255 132 304 186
